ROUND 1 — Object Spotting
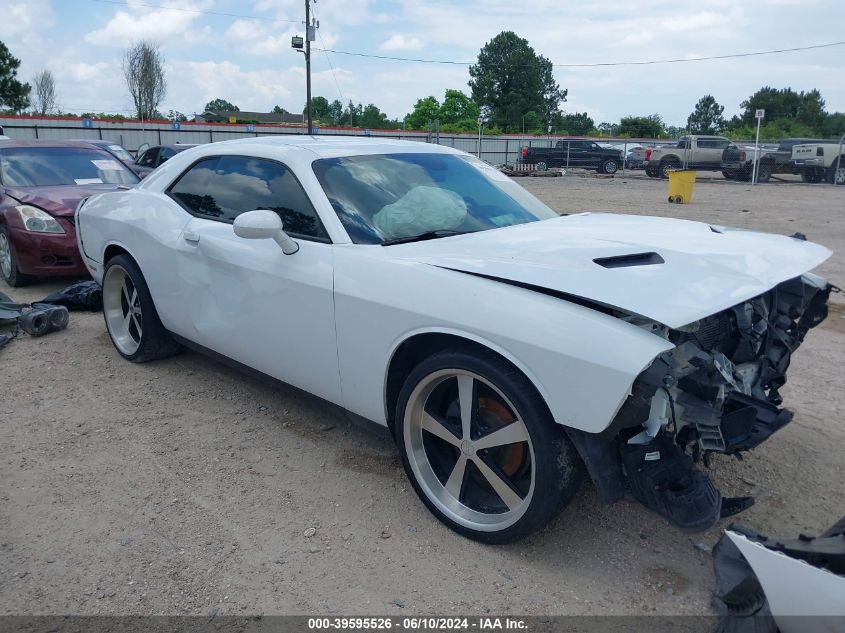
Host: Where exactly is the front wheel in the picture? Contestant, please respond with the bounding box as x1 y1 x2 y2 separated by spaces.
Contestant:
827 156 845 185
534 160 548 172
395 349 583 543
102 254 181 362
756 163 773 183
0 225 34 287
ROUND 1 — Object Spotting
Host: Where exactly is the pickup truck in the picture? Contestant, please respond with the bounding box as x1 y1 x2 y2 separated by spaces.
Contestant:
721 138 829 183
792 141 845 184
644 135 731 178
522 140 623 174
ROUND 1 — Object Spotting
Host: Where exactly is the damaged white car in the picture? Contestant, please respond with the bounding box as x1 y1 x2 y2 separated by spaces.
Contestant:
76 137 835 543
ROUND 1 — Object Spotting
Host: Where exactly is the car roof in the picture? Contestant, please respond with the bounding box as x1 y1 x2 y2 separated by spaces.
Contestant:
202 135 464 159
0 139 111 149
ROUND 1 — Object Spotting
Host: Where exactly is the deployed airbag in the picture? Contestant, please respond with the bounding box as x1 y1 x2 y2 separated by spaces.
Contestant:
373 185 467 239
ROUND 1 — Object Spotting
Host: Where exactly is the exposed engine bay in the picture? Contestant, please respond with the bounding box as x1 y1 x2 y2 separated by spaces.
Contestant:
569 273 836 531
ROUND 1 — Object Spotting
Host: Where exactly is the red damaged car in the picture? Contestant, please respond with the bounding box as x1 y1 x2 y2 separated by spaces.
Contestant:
0 140 139 286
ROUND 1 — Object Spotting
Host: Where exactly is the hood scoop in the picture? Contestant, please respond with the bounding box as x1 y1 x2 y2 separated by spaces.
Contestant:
593 252 665 269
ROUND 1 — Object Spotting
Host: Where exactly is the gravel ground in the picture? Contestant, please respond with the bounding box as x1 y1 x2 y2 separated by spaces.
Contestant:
1 172 843 617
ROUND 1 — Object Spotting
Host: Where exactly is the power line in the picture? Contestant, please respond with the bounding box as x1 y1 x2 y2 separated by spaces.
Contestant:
87 0 298 24
313 40 845 67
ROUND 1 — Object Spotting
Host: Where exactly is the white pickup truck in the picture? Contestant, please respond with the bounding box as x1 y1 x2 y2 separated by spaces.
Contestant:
792 141 845 184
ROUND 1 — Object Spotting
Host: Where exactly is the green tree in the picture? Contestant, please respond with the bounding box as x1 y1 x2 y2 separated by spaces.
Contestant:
439 89 479 124
272 104 289 114
555 112 594 136
821 112 845 139
0 41 31 112
468 31 566 132
404 96 440 130
737 87 826 127
306 96 333 123
328 99 343 125
338 100 363 127
204 98 238 112
167 109 188 122
521 111 545 134
687 95 725 134
618 114 665 138
361 103 389 129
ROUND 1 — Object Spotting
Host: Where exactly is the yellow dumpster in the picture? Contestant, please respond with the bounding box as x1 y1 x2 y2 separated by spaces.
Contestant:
667 169 696 204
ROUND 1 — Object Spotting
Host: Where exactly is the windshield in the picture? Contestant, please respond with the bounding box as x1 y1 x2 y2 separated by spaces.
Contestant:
104 144 134 162
312 153 558 244
0 146 139 186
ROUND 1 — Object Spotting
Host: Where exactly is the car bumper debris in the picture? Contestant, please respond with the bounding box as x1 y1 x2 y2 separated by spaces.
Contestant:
571 274 836 531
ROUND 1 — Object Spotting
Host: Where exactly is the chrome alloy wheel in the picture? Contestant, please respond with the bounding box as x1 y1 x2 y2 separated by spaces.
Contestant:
403 370 535 532
0 232 12 279
103 264 143 356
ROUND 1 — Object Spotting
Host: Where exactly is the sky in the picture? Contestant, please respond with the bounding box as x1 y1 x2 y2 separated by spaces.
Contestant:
1 0 843 126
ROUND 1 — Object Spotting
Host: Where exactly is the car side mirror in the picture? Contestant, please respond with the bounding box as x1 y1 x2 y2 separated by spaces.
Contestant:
233 210 299 255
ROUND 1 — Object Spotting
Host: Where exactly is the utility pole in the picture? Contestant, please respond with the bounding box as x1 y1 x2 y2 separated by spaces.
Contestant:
305 0 313 134
292 1 318 134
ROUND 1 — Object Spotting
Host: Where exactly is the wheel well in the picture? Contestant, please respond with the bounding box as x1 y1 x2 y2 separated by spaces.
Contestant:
384 333 532 432
660 155 680 164
103 244 130 264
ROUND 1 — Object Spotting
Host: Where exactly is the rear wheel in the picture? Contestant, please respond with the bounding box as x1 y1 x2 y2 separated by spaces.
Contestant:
395 349 583 543
645 167 659 178
659 159 680 178
600 158 619 174
756 162 773 183
802 167 823 183
0 225 34 287
722 171 736 180
102 254 180 362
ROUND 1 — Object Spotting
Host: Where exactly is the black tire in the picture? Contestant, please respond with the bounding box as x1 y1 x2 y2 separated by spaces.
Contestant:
534 160 548 172
826 156 845 185
102 254 180 362
756 162 773 183
659 159 680 179
600 158 619 174
721 171 736 180
645 167 659 178
0 224 35 287
802 167 822 184
394 348 583 544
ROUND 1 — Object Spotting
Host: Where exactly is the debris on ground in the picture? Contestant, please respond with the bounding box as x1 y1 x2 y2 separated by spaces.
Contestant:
0 281 102 352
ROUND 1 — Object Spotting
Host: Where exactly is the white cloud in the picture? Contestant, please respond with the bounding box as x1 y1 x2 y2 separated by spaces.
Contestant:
380 34 424 51
171 60 353 113
0 0 54 46
84 0 213 47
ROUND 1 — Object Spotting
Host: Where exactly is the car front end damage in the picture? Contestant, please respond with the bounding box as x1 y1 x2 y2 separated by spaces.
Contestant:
569 273 836 532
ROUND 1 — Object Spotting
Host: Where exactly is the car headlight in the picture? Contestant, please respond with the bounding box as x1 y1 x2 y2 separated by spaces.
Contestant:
14 205 65 234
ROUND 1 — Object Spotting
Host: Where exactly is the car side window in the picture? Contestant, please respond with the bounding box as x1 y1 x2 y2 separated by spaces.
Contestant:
168 157 220 215
168 155 329 241
159 147 176 164
713 139 731 149
138 148 159 167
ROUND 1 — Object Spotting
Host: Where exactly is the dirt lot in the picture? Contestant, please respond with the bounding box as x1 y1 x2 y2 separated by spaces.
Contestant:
1 174 843 617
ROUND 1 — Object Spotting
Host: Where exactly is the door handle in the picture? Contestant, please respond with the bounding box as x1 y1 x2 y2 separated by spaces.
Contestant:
183 230 200 244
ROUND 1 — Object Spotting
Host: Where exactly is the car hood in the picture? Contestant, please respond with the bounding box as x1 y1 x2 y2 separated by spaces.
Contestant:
390 213 832 329
3 185 127 217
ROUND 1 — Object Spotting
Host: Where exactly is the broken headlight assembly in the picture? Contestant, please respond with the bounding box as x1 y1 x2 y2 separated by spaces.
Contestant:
14 205 65 234
577 274 836 532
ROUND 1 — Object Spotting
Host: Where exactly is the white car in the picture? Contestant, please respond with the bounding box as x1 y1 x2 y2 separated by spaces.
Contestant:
76 136 834 543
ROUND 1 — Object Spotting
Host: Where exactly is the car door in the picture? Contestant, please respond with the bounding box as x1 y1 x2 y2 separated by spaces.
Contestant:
167 154 342 404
